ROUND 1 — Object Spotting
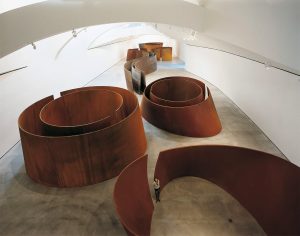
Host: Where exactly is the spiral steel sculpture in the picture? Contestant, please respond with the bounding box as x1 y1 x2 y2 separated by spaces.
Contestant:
18 86 147 187
141 76 222 137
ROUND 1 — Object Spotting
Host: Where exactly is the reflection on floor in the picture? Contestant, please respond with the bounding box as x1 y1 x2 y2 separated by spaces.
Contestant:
0 60 285 235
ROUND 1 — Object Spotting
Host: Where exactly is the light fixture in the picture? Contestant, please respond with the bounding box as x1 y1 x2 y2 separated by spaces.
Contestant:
264 61 272 70
72 29 77 38
31 42 36 50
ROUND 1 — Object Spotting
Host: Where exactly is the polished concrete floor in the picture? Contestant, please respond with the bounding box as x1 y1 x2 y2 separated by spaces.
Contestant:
0 60 285 235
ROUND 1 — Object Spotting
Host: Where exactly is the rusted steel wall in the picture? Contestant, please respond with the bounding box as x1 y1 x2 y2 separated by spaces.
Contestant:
161 47 172 61
40 90 125 136
114 155 154 236
124 60 134 92
18 86 147 187
141 76 222 137
124 55 157 94
139 43 163 61
126 48 143 61
154 145 300 235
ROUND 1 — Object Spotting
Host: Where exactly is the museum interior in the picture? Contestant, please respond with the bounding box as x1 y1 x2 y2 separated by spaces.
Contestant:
0 0 300 235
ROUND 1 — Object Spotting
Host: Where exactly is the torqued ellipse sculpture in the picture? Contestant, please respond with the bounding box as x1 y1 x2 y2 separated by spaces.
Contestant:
114 145 300 236
141 76 222 137
18 86 147 187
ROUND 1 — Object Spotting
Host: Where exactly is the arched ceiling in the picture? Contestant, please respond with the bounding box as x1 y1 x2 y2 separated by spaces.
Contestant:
0 0 204 58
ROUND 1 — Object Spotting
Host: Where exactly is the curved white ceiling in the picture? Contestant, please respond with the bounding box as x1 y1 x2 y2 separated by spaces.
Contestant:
0 0 203 58
0 0 47 14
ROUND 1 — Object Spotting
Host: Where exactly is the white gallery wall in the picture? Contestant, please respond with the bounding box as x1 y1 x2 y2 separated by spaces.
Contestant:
203 0 300 71
0 23 176 158
180 43 300 167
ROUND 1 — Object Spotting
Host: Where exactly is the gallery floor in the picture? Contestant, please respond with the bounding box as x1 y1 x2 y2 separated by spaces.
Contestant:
0 59 285 235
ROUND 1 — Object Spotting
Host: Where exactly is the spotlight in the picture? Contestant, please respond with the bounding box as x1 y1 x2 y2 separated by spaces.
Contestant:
31 42 36 50
72 29 77 38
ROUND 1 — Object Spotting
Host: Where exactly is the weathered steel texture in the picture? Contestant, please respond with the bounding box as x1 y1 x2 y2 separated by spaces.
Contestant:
154 145 300 236
139 42 163 61
161 47 172 61
134 55 157 75
153 48 161 61
124 54 157 94
124 60 134 92
126 48 143 61
131 65 146 95
18 86 147 187
141 76 222 137
149 77 203 107
114 155 154 236
139 42 163 52
40 90 125 136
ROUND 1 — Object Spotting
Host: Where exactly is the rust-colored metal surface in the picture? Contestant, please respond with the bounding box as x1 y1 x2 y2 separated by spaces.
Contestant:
139 42 163 52
161 47 172 61
154 145 300 236
139 43 163 61
134 55 157 75
124 60 134 92
153 48 161 61
114 155 154 236
149 77 203 107
124 54 157 94
40 90 125 136
141 76 222 137
18 86 147 187
126 48 143 61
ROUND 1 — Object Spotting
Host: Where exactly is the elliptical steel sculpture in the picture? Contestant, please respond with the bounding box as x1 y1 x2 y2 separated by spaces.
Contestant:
18 86 147 187
141 76 222 137
114 145 300 236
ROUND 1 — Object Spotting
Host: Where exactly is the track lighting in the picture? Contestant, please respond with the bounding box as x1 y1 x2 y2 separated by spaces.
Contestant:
31 42 36 50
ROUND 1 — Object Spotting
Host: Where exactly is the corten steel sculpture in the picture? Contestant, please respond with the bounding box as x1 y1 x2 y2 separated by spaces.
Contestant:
126 48 143 61
161 47 172 61
40 89 126 136
139 42 163 61
141 76 222 137
124 54 157 94
154 145 300 236
114 155 154 236
18 86 147 187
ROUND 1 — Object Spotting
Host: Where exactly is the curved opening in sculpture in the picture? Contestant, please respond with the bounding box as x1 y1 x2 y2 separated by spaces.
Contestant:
149 77 203 107
18 86 147 187
154 145 300 235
